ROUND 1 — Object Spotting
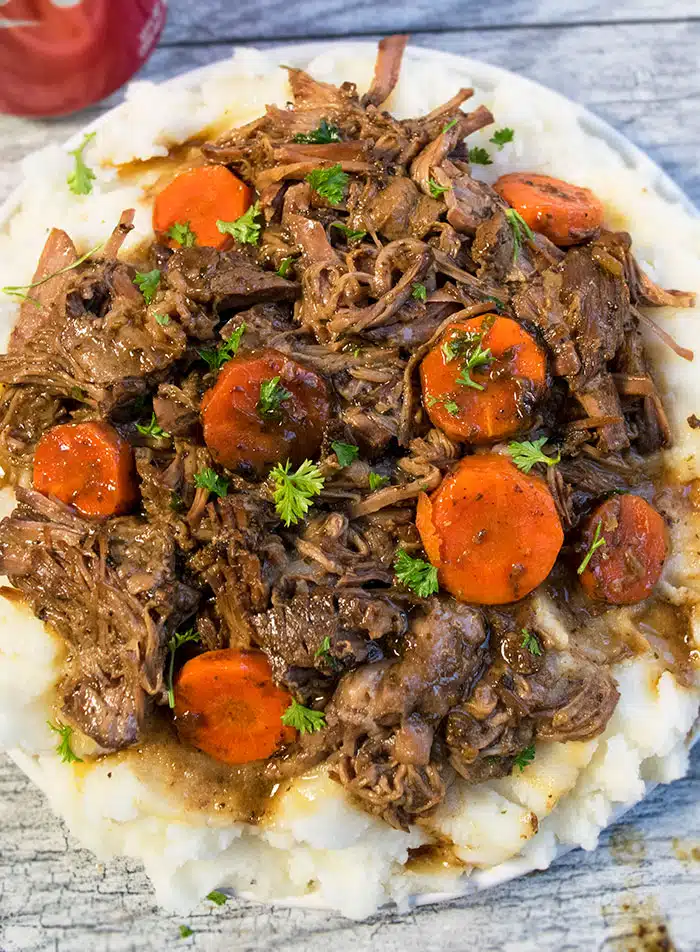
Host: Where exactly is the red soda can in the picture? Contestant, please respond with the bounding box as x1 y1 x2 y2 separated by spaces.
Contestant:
0 0 167 117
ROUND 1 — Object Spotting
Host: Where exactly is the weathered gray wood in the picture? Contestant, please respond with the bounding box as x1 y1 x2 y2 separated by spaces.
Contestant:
2 5 700 949
160 0 700 44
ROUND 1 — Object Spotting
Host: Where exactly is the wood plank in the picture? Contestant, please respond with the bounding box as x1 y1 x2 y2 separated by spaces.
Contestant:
160 0 700 44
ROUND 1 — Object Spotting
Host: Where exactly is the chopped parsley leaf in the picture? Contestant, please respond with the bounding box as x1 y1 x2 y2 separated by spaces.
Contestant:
330 222 367 242
427 394 460 417
194 467 229 498
331 441 359 468
2 243 103 305
179 925 194 939
198 323 246 371
411 282 427 301
368 472 389 491
47 721 83 764
485 295 505 314
394 549 439 598
277 256 295 278
293 119 341 144
67 132 96 196
133 268 161 304
217 201 262 245
468 146 492 166
135 412 170 440
441 118 458 133
521 628 543 656
206 891 228 906
577 520 606 575
270 459 325 527
257 376 291 419
490 127 515 150
167 221 197 247
166 628 200 708
306 164 348 205
507 437 560 474
505 207 534 261
281 699 327 734
155 313 170 326
513 744 536 773
455 338 493 391
428 177 450 199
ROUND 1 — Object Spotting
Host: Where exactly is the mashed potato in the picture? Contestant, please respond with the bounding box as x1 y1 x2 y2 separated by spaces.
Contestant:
1 43 699 919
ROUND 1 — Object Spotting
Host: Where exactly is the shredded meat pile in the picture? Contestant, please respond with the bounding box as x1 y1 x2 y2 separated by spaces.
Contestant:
0 37 694 831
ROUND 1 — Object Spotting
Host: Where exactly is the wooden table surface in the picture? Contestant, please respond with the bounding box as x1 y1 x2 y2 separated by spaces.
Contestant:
1 2 699 950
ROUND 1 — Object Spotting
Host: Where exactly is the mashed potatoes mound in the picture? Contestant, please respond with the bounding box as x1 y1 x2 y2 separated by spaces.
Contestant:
1 43 699 919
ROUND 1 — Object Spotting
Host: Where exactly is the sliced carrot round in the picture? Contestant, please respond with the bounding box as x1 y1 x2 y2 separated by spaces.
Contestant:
494 172 605 247
420 314 546 444
174 649 296 765
153 166 253 249
416 453 563 605
579 494 667 604
33 421 137 518
201 349 330 476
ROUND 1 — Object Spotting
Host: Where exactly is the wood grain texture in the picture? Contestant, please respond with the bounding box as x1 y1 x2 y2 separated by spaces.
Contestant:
1 4 700 949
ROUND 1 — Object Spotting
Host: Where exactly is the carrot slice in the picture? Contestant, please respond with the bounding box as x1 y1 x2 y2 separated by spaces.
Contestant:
153 166 253 249
33 421 137 518
420 314 546 444
201 349 330 476
578 494 667 604
494 172 605 247
416 454 563 605
174 649 296 764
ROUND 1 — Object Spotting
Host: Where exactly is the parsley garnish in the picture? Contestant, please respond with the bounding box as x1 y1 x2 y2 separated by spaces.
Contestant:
47 721 83 764
217 201 262 246
427 394 459 417
194 467 229 498
306 164 348 205
456 340 493 391
468 146 492 166
368 472 390 491
394 549 439 598
2 242 102 305
513 744 536 773
485 295 505 314
577 520 606 575
412 282 427 301
507 438 560 474
331 441 359 468
166 628 199 708
167 221 197 247
67 132 96 196
133 269 161 305
490 127 514 150
505 208 534 261
155 313 170 325
179 925 193 939
207 891 228 906
281 699 327 734
277 256 295 278
135 412 170 440
315 635 333 662
521 628 542 656
330 222 367 242
441 118 458 133
270 459 324 527
293 119 341 144
428 177 450 199
198 323 246 371
257 376 291 419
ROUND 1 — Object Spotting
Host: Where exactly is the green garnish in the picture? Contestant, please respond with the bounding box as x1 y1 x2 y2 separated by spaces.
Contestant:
521 629 542 656
47 721 83 764
368 472 389 491
67 132 96 196
277 256 295 278
270 459 325 527
441 118 458 133
505 208 534 262
507 437 560 474
394 549 439 598
428 177 449 199
411 282 427 301
167 221 197 247
135 412 170 440
206 891 228 906
485 295 505 314
179 925 194 939
155 313 170 325
257 376 292 419
282 700 327 734
2 242 103 305
513 744 536 773
315 635 333 662
456 340 493 391
293 119 341 144
166 628 199 708
331 441 359 468
490 127 514 150
468 146 492 166
306 164 348 205
198 323 246 371
193 467 229 498
427 394 459 417
330 222 367 242
217 201 262 246
133 268 161 304
577 521 606 575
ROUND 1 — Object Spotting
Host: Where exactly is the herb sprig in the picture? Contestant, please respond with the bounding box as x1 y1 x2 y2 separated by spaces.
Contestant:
270 459 325 527
306 164 348 205
394 549 439 598
428 177 450 199
135 412 170 440
331 441 359 468
411 283 427 301
368 472 389 491
67 132 96 196
194 467 229 498
505 208 534 262
47 721 83 764
168 221 197 247
577 521 606 575
468 146 492 166
490 127 515 150
293 119 341 144
521 629 543 656
257 376 291 419
166 628 200 708
330 222 367 242
198 323 246 371
513 744 536 773
2 243 103 305
217 201 262 245
134 269 161 304
281 700 327 734
507 438 560 474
